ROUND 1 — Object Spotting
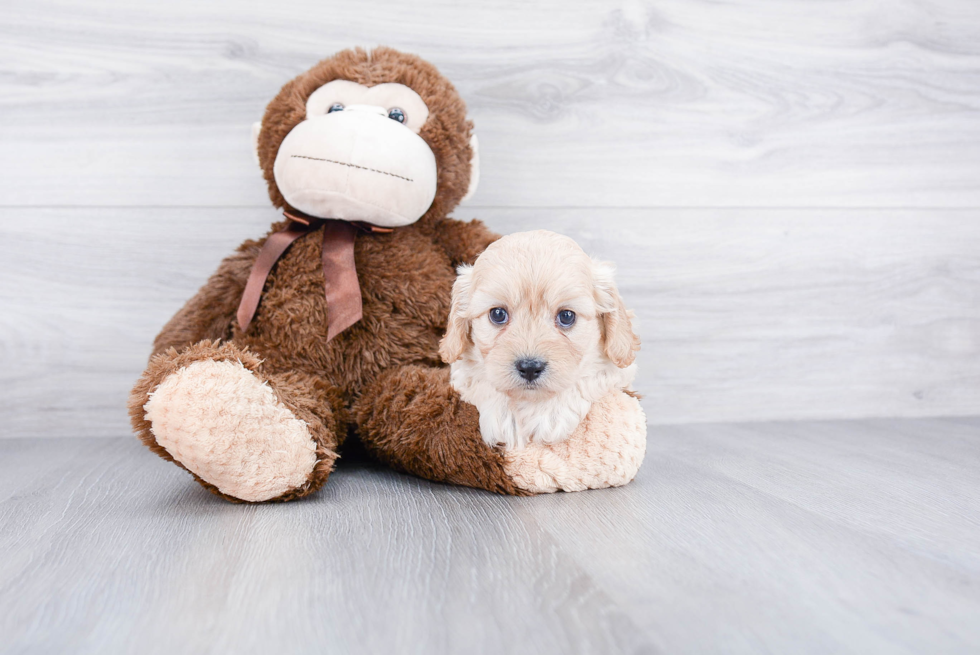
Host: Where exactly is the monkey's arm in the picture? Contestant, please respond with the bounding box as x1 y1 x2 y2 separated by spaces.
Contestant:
431 217 500 267
353 364 528 495
152 242 259 356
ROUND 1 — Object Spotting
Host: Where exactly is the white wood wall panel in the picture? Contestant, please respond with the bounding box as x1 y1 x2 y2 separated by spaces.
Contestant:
2 208 977 438
1 0 978 437
1 0 979 208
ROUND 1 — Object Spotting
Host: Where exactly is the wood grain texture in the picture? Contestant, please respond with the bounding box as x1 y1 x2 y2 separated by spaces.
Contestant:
1 417 978 653
1 207 977 438
1 0 979 207
2 4 977 652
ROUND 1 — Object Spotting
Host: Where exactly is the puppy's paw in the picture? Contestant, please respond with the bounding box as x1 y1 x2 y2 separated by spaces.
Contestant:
503 390 646 493
144 359 319 502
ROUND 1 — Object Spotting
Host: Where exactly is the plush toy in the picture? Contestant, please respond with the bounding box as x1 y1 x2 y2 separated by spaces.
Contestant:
129 47 646 502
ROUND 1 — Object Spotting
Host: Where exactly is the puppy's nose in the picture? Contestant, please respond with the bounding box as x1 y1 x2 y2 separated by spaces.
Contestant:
515 358 547 382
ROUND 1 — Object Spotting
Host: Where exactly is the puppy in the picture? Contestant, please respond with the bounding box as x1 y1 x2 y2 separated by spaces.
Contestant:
439 230 640 450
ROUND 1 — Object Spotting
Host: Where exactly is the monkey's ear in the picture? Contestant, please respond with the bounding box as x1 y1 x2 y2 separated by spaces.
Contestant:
251 122 262 166
439 264 475 363
460 134 480 203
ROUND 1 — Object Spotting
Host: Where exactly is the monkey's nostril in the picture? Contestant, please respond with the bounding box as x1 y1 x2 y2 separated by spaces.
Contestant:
515 358 547 382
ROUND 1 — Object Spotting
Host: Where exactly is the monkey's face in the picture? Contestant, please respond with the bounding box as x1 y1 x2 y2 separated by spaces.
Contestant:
255 49 479 228
269 80 438 227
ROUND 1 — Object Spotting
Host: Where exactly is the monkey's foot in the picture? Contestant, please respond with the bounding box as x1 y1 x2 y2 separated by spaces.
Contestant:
144 358 319 502
503 390 647 494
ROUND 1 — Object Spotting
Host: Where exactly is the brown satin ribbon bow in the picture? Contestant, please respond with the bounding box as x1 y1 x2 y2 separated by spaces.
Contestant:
236 210 392 341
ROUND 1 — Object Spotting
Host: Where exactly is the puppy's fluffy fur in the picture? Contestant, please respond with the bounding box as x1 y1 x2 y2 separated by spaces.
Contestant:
440 230 640 450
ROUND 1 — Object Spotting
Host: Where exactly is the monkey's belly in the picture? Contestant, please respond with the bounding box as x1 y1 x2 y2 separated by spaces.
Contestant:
238 229 455 395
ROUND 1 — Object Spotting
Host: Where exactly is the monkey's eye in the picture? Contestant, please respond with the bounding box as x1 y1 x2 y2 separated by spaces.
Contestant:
387 107 407 123
488 307 509 325
557 310 576 328
327 103 344 113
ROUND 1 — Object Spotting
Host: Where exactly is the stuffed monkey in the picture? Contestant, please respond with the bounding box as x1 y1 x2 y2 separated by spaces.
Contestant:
130 47 644 502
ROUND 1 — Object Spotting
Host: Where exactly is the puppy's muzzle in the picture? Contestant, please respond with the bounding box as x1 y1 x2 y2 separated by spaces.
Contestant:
515 358 547 382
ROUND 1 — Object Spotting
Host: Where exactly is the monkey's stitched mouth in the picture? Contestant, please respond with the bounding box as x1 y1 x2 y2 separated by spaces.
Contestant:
290 155 414 183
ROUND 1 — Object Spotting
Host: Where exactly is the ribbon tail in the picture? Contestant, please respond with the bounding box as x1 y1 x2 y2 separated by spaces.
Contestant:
237 221 316 332
321 220 362 341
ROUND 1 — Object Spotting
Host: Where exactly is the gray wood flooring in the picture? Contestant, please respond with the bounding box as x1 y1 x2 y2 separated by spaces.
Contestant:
2 417 978 654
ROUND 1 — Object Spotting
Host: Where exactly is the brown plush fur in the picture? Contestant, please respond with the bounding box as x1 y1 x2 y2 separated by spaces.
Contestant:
130 47 510 501
354 366 527 495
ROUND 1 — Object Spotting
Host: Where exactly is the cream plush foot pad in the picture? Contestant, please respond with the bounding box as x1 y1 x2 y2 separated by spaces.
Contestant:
503 390 647 493
144 359 318 502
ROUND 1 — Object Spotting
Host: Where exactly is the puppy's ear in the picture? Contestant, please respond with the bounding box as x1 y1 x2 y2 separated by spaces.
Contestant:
592 260 640 368
439 264 475 364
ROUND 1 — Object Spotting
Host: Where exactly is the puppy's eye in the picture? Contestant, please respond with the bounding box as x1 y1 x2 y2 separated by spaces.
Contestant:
488 307 509 325
557 309 576 328
387 107 407 123
327 103 344 113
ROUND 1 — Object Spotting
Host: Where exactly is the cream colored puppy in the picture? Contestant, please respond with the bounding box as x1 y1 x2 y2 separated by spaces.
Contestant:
440 230 640 450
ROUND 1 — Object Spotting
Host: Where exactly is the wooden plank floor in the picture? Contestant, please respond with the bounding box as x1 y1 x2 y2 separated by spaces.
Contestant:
2 417 978 654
